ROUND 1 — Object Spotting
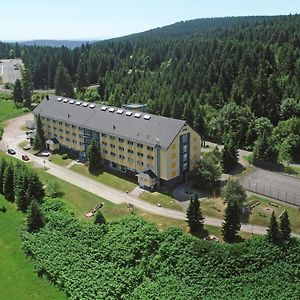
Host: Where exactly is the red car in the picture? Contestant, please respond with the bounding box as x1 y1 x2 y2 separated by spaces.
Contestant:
22 155 30 161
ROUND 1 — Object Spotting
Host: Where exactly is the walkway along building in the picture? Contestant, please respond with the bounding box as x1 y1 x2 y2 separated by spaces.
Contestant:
33 95 201 188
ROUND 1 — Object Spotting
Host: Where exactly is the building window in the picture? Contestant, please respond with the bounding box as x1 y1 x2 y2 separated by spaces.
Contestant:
119 146 124 151
147 146 154 151
66 138 70 142
60 135 63 139
59 129 63 132
118 138 124 142
53 120 57 124
102 141 107 146
137 161 144 166
127 141 134 146
65 123 70 127
110 136 115 140
101 133 106 137
72 125 76 129
137 152 144 157
48 125 51 128
103 150 108 154
110 144 116 148
137 143 143 148
66 131 70 134
73 140 77 144
128 149 134 154
128 158 134 163
119 154 125 159
53 127 57 130
72 133 77 137
54 134 57 137
147 155 154 160
111 152 116 156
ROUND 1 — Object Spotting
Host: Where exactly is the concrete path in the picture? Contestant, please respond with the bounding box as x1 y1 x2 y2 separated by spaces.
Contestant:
2 114 300 238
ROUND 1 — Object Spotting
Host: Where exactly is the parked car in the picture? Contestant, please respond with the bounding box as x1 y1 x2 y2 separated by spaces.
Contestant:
22 155 30 161
7 148 16 155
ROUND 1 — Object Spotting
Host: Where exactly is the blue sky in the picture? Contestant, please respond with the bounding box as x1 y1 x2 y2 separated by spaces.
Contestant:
2 0 300 41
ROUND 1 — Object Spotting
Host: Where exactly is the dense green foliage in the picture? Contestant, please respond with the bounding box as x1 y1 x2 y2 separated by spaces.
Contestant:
221 179 247 206
22 202 300 299
196 152 221 190
0 157 44 211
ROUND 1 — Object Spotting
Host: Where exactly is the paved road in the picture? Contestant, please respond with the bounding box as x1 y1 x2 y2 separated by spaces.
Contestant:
1 114 300 238
0 59 22 85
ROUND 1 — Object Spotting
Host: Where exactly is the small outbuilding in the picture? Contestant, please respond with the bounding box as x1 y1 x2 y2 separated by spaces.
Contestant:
46 138 60 151
136 170 158 190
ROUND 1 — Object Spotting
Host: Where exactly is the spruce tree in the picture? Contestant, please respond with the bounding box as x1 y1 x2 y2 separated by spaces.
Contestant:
13 79 23 105
193 104 206 147
221 134 238 173
94 211 106 225
279 211 291 241
87 139 101 174
27 200 45 232
222 200 241 243
3 162 15 201
98 78 106 100
267 211 280 244
22 68 33 108
33 114 45 150
54 61 74 98
186 193 204 234
75 57 88 93
26 170 45 203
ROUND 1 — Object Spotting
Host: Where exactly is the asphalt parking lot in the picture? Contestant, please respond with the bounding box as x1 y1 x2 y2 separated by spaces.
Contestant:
0 59 22 85
241 168 300 207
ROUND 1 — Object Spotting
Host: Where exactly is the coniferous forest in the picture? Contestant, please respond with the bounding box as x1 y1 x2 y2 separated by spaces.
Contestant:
1 15 300 161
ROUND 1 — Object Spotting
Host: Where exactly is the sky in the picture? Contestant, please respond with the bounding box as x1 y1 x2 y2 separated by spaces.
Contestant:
1 0 300 41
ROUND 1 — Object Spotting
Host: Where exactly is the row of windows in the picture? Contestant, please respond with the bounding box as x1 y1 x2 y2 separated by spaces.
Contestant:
101 133 154 150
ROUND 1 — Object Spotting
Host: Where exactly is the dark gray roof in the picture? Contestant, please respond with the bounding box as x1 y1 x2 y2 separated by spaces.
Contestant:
33 95 186 149
144 170 157 179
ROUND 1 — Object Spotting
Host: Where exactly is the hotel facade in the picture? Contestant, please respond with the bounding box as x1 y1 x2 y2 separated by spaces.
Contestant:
33 95 201 188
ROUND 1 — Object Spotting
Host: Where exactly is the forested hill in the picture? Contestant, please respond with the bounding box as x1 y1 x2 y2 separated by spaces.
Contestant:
1 15 300 160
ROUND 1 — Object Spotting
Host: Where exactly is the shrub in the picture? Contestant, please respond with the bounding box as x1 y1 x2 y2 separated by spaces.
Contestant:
62 153 69 160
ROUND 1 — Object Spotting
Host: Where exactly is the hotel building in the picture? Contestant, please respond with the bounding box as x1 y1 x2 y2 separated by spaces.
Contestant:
33 95 201 188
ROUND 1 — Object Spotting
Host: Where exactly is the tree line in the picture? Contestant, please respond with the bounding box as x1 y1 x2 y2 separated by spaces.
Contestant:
5 14 300 165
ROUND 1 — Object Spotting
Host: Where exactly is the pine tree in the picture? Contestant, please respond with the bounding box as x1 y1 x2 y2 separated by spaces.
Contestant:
87 139 101 174
221 133 238 173
54 61 74 98
279 211 291 241
3 162 15 201
33 114 45 150
267 212 280 244
193 104 206 147
13 79 23 105
186 193 204 234
98 78 106 100
22 68 33 108
75 58 87 93
222 200 241 243
0 158 7 194
27 200 45 232
15 169 29 211
94 211 106 225
26 170 45 203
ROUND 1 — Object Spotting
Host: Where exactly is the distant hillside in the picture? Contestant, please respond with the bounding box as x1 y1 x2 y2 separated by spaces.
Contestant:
19 39 97 49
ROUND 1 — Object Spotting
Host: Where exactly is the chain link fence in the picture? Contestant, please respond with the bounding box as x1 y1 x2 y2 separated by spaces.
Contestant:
240 178 300 207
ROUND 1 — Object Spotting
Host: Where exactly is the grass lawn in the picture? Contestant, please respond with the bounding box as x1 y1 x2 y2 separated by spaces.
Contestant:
0 195 67 300
140 191 183 211
49 154 72 167
0 99 27 124
285 165 300 178
71 164 136 192
202 195 300 234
